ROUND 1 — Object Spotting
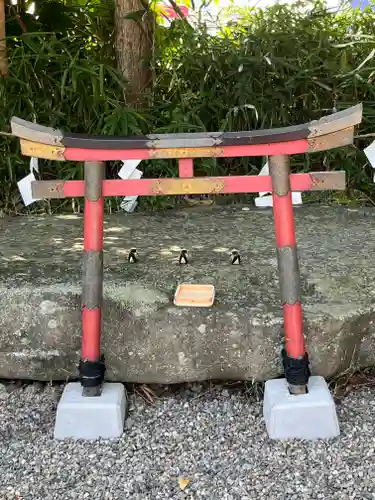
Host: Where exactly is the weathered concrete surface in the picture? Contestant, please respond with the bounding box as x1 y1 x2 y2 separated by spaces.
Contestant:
1 205 375 383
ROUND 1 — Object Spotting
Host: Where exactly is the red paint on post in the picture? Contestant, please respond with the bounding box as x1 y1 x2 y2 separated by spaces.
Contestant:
179 158 194 178
84 198 104 252
81 307 102 360
65 139 309 162
82 162 105 365
272 193 297 248
283 303 305 358
271 157 306 361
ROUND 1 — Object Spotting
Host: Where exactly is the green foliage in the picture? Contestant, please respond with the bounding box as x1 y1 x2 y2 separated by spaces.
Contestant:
1 0 375 213
153 1 375 197
1 0 149 212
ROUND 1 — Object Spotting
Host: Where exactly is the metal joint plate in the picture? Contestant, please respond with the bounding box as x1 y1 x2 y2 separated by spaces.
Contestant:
150 147 224 159
151 178 225 196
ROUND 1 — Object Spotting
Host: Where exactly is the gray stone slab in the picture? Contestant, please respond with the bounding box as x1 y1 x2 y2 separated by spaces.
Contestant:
1 205 375 383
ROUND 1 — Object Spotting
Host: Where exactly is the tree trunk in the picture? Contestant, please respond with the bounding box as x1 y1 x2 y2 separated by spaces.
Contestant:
0 0 8 76
114 0 152 104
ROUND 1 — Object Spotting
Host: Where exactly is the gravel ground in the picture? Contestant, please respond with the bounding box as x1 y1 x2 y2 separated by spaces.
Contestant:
0 382 375 500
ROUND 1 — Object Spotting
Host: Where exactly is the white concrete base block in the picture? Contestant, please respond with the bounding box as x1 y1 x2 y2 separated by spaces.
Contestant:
263 376 340 440
54 382 126 440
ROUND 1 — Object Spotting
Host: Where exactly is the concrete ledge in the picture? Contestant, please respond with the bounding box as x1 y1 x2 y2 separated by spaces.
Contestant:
1 205 375 383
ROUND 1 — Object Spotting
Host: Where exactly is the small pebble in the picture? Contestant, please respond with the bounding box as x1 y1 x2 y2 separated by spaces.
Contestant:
0 383 8 400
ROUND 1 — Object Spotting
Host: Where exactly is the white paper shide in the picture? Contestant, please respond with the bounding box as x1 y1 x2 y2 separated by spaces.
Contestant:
364 140 375 182
17 157 40 206
118 159 143 213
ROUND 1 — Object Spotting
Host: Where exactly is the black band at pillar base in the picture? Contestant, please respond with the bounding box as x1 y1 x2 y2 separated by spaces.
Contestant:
282 349 310 387
79 357 106 388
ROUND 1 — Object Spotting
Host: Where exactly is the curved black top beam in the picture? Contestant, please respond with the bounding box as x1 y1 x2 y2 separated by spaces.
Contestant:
11 103 362 150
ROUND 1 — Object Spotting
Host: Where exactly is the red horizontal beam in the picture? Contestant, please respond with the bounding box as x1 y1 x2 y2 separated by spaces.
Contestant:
64 140 309 161
59 174 312 198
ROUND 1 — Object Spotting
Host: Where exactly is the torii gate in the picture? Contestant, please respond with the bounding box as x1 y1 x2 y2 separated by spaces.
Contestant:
11 103 362 439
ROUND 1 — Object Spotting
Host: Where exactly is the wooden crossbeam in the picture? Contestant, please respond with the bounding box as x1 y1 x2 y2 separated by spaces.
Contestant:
31 171 345 199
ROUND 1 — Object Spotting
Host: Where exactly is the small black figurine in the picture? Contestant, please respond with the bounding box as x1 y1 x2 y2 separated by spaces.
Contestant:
128 248 138 263
231 249 241 265
179 249 188 265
